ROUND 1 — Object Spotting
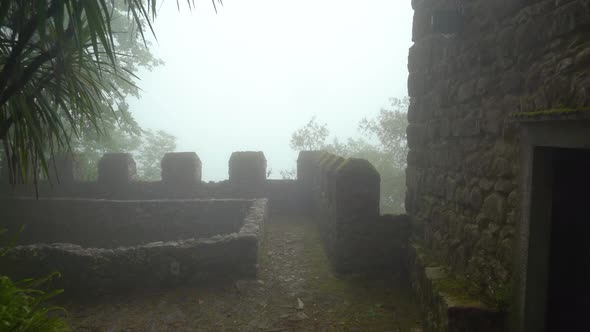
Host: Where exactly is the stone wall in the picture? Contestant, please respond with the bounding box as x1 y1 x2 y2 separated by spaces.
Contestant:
0 199 267 292
0 151 302 213
408 0 590 329
1 198 252 248
161 152 202 185
1 149 411 278
298 151 411 273
229 151 267 184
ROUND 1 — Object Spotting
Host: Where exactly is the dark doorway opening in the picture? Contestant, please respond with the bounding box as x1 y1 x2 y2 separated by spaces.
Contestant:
545 148 590 331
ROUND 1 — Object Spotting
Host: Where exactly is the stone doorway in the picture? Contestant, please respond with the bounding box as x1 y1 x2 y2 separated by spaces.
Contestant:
515 115 590 332
545 147 590 331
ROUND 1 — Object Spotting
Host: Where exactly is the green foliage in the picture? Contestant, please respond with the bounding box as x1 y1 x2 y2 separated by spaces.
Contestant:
71 119 142 181
358 97 409 169
290 117 330 151
0 228 70 331
0 0 220 184
280 169 296 180
289 97 409 214
73 128 177 181
0 274 70 332
509 107 590 119
135 130 177 181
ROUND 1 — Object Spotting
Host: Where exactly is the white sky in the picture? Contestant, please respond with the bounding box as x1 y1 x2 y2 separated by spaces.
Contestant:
128 0 413 181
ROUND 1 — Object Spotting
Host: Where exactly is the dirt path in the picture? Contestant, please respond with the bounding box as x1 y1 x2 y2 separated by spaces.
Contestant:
64 215 422 331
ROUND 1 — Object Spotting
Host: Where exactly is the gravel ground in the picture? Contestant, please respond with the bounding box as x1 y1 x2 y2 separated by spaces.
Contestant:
62 215 422 331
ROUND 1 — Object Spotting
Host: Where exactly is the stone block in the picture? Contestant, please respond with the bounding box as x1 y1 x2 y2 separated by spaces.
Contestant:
228 151 267 184
407 124 427 149
324 155 346 199
334 158 381 221
412 9 432 42
98 153 136 185
482 193 507 223
469 186 483 210
161 152 202 185
408 71 428 97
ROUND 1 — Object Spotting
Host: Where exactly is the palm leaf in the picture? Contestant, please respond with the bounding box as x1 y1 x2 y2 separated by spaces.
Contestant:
0 0 223 184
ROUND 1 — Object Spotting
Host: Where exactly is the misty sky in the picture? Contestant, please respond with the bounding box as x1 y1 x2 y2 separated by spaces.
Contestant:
128 0 413 181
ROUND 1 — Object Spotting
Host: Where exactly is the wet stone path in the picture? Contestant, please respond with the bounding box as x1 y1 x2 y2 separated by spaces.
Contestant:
64 215 422 331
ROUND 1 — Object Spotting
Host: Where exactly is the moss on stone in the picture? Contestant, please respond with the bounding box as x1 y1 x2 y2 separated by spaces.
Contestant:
414 244 509 309
433 273 483 306
325 156 346 173
318 154 337 170
413 245 440 267
335 158 378 176
315 152 330 168
490 281 513 311
509 107 590 120
299 219 421 330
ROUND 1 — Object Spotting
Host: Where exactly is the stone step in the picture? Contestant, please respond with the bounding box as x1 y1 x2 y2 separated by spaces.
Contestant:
409 244 505 332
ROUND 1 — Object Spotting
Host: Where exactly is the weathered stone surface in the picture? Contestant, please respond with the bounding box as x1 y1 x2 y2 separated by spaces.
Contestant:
161 152 202 185
409 245 505 332
0 198 268 292
1 198 253 248
334 158 381 221
405 1 590 326
298 152 409 273
482 193 507 223
494 179 514 194
228 151 267 185
469 187 483 210
98 153 136 184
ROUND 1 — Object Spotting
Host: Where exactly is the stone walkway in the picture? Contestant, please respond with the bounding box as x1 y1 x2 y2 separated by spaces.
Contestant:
64 215 422 331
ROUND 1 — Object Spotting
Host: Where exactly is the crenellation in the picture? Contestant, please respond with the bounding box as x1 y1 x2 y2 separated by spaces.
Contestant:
161 152 202 185
228 151 267 186
98 153 136 185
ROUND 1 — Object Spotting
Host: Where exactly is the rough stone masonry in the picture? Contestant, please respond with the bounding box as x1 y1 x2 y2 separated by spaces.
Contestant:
407 0 590 323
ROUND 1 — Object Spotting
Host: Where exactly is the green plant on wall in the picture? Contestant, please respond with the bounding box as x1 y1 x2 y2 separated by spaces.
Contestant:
0 228 70 331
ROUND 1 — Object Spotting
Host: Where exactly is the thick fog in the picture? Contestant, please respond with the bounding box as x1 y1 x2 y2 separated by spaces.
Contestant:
127 0 413 181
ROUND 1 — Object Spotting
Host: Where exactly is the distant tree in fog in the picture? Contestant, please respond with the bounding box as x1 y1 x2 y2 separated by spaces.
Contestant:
290 117 330 151
288 97 409 214
0 0 219 183
136 130 177 181
358 97 409 169
280 169 297 180
73 128 176 181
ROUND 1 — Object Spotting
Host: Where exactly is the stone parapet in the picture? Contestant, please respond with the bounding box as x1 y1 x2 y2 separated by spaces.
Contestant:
161 152 202 185
0 198 267 293
298 151 411 273
98 153 136 185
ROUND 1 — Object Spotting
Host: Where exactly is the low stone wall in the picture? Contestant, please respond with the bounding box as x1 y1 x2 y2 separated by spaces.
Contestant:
1 198 251 248
298 151 411 273
0 199 267 292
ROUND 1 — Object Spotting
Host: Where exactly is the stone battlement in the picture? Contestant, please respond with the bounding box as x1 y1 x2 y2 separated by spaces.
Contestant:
1 150 410 276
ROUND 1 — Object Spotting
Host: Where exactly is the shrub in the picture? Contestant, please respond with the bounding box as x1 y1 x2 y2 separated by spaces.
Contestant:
0 228 70 331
